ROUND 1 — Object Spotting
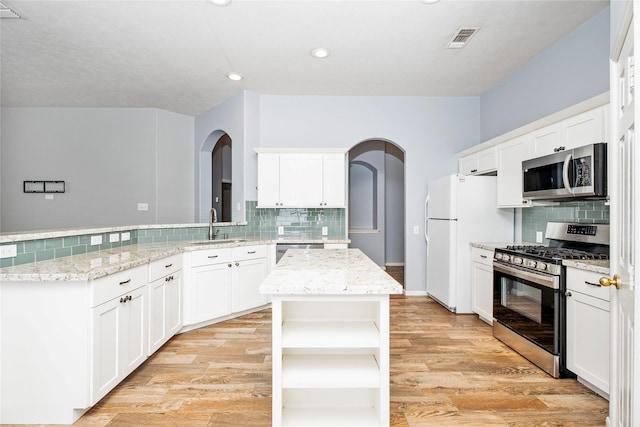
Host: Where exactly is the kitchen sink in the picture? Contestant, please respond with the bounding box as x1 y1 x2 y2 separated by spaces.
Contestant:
188 239 248 245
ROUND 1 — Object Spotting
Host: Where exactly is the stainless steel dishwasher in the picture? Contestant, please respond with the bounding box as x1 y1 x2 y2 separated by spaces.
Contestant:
276 243 324 263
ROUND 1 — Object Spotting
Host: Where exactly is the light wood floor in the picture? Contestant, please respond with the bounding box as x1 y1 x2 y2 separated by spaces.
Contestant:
15 275 608 426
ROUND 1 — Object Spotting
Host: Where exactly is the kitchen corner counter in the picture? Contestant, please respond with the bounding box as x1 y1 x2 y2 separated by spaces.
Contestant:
563 259 610 275
260 248 403 295
470 242 512 251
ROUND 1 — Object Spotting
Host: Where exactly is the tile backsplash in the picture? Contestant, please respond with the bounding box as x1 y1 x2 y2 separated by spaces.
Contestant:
521 200 609 243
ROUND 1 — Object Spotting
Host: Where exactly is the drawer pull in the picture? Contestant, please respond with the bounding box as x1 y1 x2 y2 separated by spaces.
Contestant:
119 279 131 285
471 169 477 173
585 280 601 287
208 255 219 259
480 254 487 259
165 263 173 268
247 251 256 254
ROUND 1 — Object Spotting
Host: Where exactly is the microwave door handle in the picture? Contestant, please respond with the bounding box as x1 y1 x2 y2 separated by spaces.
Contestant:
562 153 574 194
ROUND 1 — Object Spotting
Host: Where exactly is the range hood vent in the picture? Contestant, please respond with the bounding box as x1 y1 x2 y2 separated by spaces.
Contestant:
447 27 479 49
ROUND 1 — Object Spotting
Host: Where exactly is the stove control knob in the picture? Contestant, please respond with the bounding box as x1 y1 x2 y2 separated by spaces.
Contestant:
495 253 503 261
513 257 523 265
526 260 537 268
502 255 510 262
537 262 547 271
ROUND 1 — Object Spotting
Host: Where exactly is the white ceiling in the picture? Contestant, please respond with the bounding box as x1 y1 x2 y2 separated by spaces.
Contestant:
0 0 609 117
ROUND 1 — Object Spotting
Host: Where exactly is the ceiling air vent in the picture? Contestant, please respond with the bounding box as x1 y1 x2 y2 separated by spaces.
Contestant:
447 27 479 49
0 1 20 18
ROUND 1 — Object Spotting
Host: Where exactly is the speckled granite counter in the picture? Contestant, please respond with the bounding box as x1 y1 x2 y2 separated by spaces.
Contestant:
563 259 610 275
0 238 349 282
260 248 403 295
471 242 513 251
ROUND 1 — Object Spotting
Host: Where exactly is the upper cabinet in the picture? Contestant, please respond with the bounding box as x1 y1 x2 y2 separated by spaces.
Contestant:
256 149 347 208
459 147 497 176
496 135 534 208
532 105 608 156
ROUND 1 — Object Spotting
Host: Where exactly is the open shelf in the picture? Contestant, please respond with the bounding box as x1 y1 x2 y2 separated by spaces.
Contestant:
282 354 380 388
282 320 380 348
282 407 381 427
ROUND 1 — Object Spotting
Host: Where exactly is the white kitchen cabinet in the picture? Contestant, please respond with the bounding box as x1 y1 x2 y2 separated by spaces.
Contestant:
565 267 610 398
148 254 183 355
190 248 234 324
272 296 389 427
496 135 534 208
256 149 347 208
459 147 497 176
532 106 607 156
91 267 148 405
471 247 494 324
232 245 269 312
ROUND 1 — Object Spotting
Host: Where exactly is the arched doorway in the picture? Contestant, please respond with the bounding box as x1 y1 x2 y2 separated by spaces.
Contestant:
200 130 232 222
348 140 405 283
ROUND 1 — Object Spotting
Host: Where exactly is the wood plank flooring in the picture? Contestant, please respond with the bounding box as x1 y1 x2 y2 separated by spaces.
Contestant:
12 274 607 426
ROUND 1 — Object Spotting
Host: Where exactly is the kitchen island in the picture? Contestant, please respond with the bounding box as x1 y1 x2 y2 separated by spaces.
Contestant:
260 248 403 427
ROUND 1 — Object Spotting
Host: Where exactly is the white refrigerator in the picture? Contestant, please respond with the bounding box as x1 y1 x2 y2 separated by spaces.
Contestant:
424 174 514 313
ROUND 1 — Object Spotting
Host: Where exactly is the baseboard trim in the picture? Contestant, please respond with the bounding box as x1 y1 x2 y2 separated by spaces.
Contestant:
385 262 405 267
404 291 428 296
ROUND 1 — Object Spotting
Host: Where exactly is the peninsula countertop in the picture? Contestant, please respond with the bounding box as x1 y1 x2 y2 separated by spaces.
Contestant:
260 248 404 295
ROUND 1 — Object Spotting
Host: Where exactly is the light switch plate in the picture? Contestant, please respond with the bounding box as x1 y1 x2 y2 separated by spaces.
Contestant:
137 203 148 211
413 226 419 235
536 231 543 243
278 226 284 235
121 232 131 241
0 244 17 258
109 233 120 243
322 226 328 236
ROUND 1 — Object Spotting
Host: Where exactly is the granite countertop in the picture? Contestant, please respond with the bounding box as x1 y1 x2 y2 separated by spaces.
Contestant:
470 242 514 251
260 248 403 295
0 238 349 282
563 259 610 275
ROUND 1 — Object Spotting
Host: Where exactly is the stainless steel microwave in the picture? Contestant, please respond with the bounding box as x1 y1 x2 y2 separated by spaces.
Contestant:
522 143 607 200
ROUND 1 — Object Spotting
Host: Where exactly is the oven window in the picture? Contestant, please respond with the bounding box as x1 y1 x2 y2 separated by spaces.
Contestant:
501 282 542 323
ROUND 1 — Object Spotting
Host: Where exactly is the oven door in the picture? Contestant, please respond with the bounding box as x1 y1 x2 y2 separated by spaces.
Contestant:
493 262 561 354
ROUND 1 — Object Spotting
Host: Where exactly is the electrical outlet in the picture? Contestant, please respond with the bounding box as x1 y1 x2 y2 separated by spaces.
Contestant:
109 233 119 243
0 244 17 258
536 231 543 243
236 202 241 211
121 232 131 241
413 226 419 235
322 226 328 236
137 203 148 211
91 235 102 246
45 194 54 200
278 226 284 235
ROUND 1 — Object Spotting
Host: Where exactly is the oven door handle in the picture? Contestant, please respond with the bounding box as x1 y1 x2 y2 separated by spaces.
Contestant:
493 262 560 290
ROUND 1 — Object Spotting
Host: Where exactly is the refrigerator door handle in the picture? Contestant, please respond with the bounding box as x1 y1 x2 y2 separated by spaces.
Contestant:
424 195 430 253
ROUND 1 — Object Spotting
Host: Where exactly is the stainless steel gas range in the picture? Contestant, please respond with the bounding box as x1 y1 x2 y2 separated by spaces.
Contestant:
492 222 610 378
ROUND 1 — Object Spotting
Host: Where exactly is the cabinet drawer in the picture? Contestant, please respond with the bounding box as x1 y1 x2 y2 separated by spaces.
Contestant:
233 245 267 261
471 247 494 266
566 267 610 301
148 254 183 282
91 264 148 307
191 248 232 267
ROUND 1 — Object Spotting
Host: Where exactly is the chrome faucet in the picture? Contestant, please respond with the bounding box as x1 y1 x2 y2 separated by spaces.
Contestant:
209 208 218 240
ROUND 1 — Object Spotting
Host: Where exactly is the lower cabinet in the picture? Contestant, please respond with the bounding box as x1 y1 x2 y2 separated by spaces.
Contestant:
91 276 148 405
471 247 494 325
190 250 234 323
565 267 610 398
232 245 269 312
148 254 183 355
271 295 390 427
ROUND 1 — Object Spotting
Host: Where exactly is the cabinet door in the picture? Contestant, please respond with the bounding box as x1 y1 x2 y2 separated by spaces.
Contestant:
122 286 148 377
496 135 533 208
232 257 268 312
532 122 564 156
459 148 496 176
192 262 232 323
148 278 167 355
322 154 346 207
166 272 182 337
279 154 323 207
257 153 281 207
471 261 494 324
562 106 606 150
566 290 610 395
91 298 122 404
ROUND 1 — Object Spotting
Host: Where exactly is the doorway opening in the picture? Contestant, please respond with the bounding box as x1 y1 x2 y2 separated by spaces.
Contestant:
210 133 232 222
348 140 405 284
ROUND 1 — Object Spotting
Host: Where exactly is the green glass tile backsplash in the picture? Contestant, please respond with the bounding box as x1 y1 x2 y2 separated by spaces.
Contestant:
521 200 609 243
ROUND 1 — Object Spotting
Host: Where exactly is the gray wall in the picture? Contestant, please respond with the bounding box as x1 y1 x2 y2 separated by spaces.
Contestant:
0 107 194 232
385 143 405 265
480 6 610 141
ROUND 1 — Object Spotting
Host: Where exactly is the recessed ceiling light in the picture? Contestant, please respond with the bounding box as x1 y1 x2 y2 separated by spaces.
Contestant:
227 73 243 81
208 0 231 6
420 0 440 4
310 48 330 59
